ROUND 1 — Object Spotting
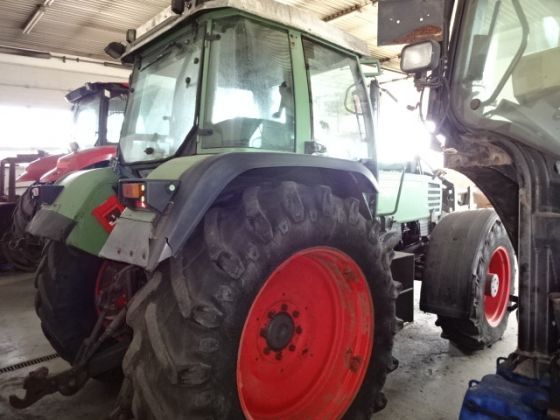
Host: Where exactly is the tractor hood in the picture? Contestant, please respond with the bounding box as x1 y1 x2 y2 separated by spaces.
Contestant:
40 145 117 183
16 154 62 183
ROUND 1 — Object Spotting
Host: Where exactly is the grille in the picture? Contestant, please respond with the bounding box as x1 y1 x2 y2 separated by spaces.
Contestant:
428 182 442 212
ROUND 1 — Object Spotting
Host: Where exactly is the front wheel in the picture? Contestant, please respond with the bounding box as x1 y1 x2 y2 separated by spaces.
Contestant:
423 209 516 351
122 181 398 419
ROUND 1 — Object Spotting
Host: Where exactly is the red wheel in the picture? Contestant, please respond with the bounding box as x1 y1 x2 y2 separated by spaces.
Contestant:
95 261 130 319
237 247 374 419
426 209 516 350
484 246 511 327
121 182 397 419
95 260 145 333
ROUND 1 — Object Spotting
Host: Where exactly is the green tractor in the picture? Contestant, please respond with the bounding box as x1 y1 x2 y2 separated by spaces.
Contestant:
11 0 516 417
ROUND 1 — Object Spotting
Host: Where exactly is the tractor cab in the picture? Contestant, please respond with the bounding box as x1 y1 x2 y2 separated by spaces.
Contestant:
66 82 128 149
38 82 128 183
117 4 375 168
116 3 444 235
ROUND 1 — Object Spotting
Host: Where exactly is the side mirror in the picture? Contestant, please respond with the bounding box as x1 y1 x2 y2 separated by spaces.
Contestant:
400 40 441 74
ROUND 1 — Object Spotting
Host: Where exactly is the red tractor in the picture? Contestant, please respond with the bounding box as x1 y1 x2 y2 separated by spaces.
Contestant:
0 82 128 271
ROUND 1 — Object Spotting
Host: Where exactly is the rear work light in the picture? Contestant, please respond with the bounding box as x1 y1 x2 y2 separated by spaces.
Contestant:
121 182 147 209
119 180 179 213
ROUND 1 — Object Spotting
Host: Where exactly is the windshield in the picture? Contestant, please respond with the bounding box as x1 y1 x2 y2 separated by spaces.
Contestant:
452 0 560 155
120 24 203 163
201 16 295 151
73 95 100 149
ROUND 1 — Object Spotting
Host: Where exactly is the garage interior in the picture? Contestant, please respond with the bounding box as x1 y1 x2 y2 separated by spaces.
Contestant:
0 0 557 419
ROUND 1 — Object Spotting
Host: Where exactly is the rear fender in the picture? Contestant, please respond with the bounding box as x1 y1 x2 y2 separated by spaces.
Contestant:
100 152 379 271
27 168 119 256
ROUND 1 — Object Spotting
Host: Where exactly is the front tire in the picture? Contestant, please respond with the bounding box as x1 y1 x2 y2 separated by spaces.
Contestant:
423 209 515 351
123 181 398 419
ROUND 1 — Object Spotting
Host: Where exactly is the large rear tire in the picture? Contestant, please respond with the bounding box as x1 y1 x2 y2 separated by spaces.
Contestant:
1 186 42 271
35 241 102 362
423 209 515 351
122 182 398 419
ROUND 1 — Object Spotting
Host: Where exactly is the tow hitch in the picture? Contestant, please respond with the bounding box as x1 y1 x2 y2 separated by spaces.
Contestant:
8 265 137 409
9 308 127 408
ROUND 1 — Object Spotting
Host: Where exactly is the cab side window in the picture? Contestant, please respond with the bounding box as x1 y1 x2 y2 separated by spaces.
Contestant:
303 38 370 160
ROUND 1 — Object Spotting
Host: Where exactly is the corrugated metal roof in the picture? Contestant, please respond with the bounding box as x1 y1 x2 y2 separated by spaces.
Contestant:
0 0 169 59
126 0 372 59
0 0 403 70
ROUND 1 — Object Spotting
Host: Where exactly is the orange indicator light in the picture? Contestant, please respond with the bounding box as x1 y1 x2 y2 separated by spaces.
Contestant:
122 182 145 199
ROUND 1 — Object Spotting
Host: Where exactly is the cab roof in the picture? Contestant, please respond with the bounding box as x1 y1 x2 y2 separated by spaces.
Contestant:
123 0 371 60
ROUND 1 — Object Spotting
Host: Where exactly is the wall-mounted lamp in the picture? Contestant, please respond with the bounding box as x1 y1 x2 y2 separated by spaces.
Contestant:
22 0 55 35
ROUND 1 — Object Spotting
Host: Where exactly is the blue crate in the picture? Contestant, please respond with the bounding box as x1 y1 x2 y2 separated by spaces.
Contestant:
460 372 549 419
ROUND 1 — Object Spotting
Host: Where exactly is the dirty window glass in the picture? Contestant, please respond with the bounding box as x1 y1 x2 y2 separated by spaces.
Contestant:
107 94 126 144
303 38 370 160
120 25 202 163
453 0 560 155
73 95 100 149
202 17 295 151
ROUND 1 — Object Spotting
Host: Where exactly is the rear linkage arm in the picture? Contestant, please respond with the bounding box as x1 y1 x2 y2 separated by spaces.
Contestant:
9 266 135 409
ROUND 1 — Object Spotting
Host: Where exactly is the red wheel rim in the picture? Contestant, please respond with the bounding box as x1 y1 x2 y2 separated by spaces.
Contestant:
95 261 130 319
237 247 374 419
484 246 511 327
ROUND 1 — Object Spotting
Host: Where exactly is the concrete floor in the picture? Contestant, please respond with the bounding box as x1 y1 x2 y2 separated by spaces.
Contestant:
0 272 517 419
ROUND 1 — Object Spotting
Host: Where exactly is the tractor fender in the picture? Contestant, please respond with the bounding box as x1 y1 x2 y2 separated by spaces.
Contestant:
27 167 119 256
420 209 501 318
100 152 379 271
16 154 62 183
40 145 117 183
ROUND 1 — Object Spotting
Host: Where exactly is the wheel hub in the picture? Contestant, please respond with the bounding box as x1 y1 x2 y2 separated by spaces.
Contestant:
265 312 295 351
484 247 511 327
486 273 500 298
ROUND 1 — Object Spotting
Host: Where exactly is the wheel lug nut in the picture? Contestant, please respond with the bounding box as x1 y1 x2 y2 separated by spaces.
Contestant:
264 347 271 355
275 352 282 360
292 310 299 318
289 344 295 352
295 326 302 334
281 304 288 311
